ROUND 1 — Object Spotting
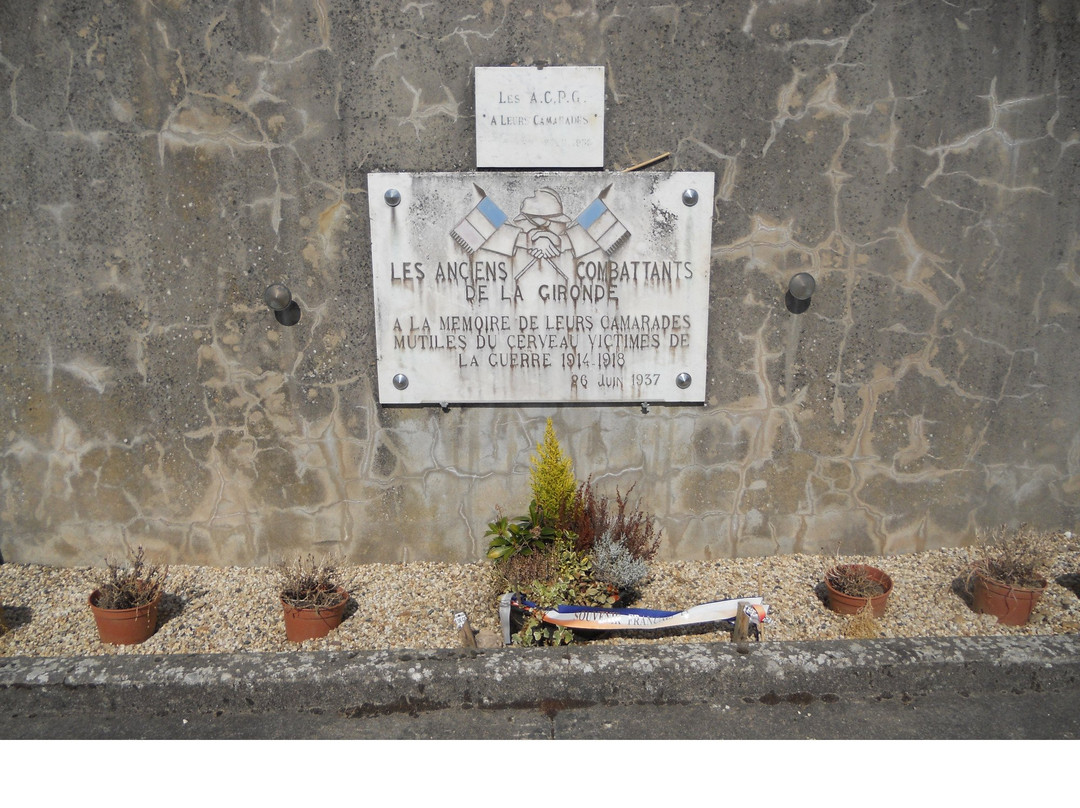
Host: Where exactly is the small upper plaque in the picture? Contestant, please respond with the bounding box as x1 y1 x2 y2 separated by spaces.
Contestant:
475 66 604 168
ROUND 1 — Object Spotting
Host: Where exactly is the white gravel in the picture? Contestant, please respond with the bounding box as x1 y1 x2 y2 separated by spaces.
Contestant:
2 538 1078 657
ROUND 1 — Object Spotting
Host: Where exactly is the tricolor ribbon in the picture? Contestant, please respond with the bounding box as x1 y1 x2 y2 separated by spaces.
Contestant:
502 593 771 641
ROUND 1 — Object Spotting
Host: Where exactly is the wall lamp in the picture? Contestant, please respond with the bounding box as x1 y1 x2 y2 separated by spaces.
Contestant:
786 272 815 314
264 283 301 326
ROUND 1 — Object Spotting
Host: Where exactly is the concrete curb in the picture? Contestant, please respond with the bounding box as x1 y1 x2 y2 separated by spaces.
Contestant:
2 635 1078 717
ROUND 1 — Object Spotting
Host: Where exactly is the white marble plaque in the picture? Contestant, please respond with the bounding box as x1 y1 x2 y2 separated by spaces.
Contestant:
475 66 604 168
368 172 714 405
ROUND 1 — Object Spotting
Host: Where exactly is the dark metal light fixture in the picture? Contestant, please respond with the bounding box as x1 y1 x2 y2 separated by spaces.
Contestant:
785 272 816 314
264 283 301 326
264 283 292 311
788 272 816 301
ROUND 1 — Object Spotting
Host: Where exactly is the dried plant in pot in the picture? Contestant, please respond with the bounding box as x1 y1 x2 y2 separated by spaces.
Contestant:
824 562 893 618
88 546 168 645
278 554 349 642
968 524 1052 626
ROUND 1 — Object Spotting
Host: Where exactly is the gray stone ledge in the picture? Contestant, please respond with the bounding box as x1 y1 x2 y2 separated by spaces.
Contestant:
2 635 1078 717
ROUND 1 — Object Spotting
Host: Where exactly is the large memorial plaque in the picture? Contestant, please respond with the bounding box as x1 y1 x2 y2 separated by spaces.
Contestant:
368 172 714 405
475 66 604 168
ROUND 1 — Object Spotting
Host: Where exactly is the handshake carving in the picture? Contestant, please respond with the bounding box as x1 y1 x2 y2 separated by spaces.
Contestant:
526 229 563 259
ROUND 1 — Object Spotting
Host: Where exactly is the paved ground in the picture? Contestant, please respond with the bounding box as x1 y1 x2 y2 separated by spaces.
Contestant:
3 688 1077 739
2 635 1079 739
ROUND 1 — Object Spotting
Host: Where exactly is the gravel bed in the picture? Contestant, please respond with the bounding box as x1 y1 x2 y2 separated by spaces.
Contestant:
2 538 1079 657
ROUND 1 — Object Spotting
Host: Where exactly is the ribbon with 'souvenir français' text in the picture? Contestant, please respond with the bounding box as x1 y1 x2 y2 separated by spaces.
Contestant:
500 593 770 644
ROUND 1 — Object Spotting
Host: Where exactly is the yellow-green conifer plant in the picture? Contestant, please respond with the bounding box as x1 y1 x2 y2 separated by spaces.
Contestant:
530 418 576 524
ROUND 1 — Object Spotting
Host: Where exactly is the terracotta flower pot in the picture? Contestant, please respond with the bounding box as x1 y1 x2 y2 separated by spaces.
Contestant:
89 589 161 645
281 587 349 642
824 564 893 618
972 569 1047 626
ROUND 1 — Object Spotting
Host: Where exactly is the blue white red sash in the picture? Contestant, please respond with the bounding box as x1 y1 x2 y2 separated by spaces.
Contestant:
500 593 770 644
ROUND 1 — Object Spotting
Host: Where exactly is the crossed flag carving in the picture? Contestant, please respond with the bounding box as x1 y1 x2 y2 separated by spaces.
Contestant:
450 185 630 282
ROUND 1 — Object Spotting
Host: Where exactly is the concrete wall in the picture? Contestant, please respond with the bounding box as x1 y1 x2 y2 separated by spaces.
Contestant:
1 0 1077 566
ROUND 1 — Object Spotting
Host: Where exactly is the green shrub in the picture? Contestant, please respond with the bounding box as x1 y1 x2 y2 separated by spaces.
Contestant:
529 418 576 524
485 501 556 560
488 422 662 646
502 531 617 646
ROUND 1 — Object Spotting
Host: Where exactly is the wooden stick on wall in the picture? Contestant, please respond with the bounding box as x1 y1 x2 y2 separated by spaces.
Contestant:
732 600 750 644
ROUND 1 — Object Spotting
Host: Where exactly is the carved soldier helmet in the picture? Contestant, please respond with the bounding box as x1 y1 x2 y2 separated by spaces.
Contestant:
514 187 571 224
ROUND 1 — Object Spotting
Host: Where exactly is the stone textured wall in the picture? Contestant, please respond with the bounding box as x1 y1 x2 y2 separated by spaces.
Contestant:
1 0 1077 566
